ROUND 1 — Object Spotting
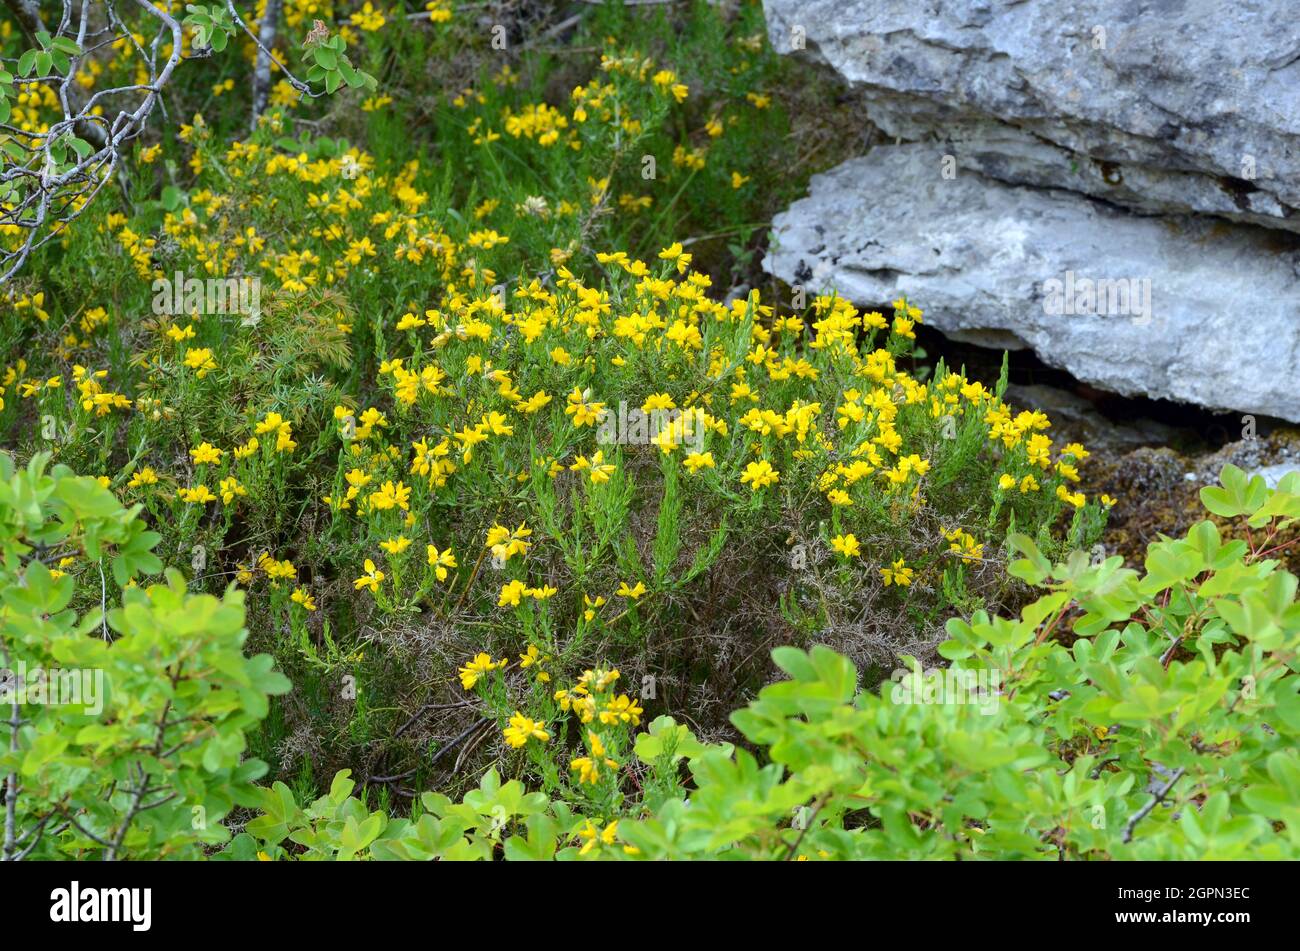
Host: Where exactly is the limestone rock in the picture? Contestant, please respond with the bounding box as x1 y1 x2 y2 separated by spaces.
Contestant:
764 144 1300 422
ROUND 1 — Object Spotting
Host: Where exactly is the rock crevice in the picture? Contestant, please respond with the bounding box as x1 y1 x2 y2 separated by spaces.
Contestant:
762 0 1300 420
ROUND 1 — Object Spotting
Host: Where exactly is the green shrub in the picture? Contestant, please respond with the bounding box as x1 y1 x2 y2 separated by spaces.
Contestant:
0 452 289 859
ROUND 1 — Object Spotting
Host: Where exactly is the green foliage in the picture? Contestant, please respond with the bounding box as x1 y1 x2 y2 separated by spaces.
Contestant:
183 5 239 54
301 28 377 94
7 3 1289 863
0 453 289 859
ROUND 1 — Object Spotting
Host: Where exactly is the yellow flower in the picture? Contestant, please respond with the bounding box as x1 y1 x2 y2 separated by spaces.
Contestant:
657 242 692 274
1056 485 1086 508
498 579 529 607
487 522 531 561
218 476 246 505
178 485 216 505
880 557 913 587
250 412 296 453
565 387 606 427
740 459 779 491
350 1 386 31
427 544 457 581
458 652 505 690
519 644 550 669
683 451 714 473
583 594 606 622
259 554 297 583
571 449 617 484
599 694 643 727
513 390 553 416
183 347 217 378
127 467 158 488
616 580 646 599
503 711 550 748
367 480 411 512
830 533 860 558
380 535 412 555
576 818 621 855
354 558 385 592
291 588 317 611
571 731 619 785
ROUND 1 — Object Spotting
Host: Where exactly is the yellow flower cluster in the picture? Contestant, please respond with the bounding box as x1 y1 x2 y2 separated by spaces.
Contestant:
554 668 644 728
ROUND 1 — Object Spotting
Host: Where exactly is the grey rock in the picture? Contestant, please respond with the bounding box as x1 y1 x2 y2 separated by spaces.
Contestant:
764 144 1300 421
1183 436 1300 486
1251 463 1300 489
763 0 1300 230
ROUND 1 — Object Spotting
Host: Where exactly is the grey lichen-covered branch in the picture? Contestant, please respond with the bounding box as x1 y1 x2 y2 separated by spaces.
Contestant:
0 0 185 284
0 1 374 286
250 0 283 126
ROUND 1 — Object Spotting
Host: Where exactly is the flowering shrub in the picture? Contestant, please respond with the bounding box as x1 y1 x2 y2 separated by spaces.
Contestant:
41 2 1300 865
0 0 1112 798
0 0 1294 863
230 465 1300 860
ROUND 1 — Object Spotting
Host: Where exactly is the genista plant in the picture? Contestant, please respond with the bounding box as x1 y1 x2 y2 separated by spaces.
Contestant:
0 0 1107 793
0 0 1294 863
231 465 1300 860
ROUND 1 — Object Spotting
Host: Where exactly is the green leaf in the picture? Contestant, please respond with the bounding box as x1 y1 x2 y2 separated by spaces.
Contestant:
1200 464 1268 519
1006 532 1050 585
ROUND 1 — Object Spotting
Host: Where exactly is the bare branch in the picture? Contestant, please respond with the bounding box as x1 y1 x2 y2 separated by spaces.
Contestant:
251 0 283 127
